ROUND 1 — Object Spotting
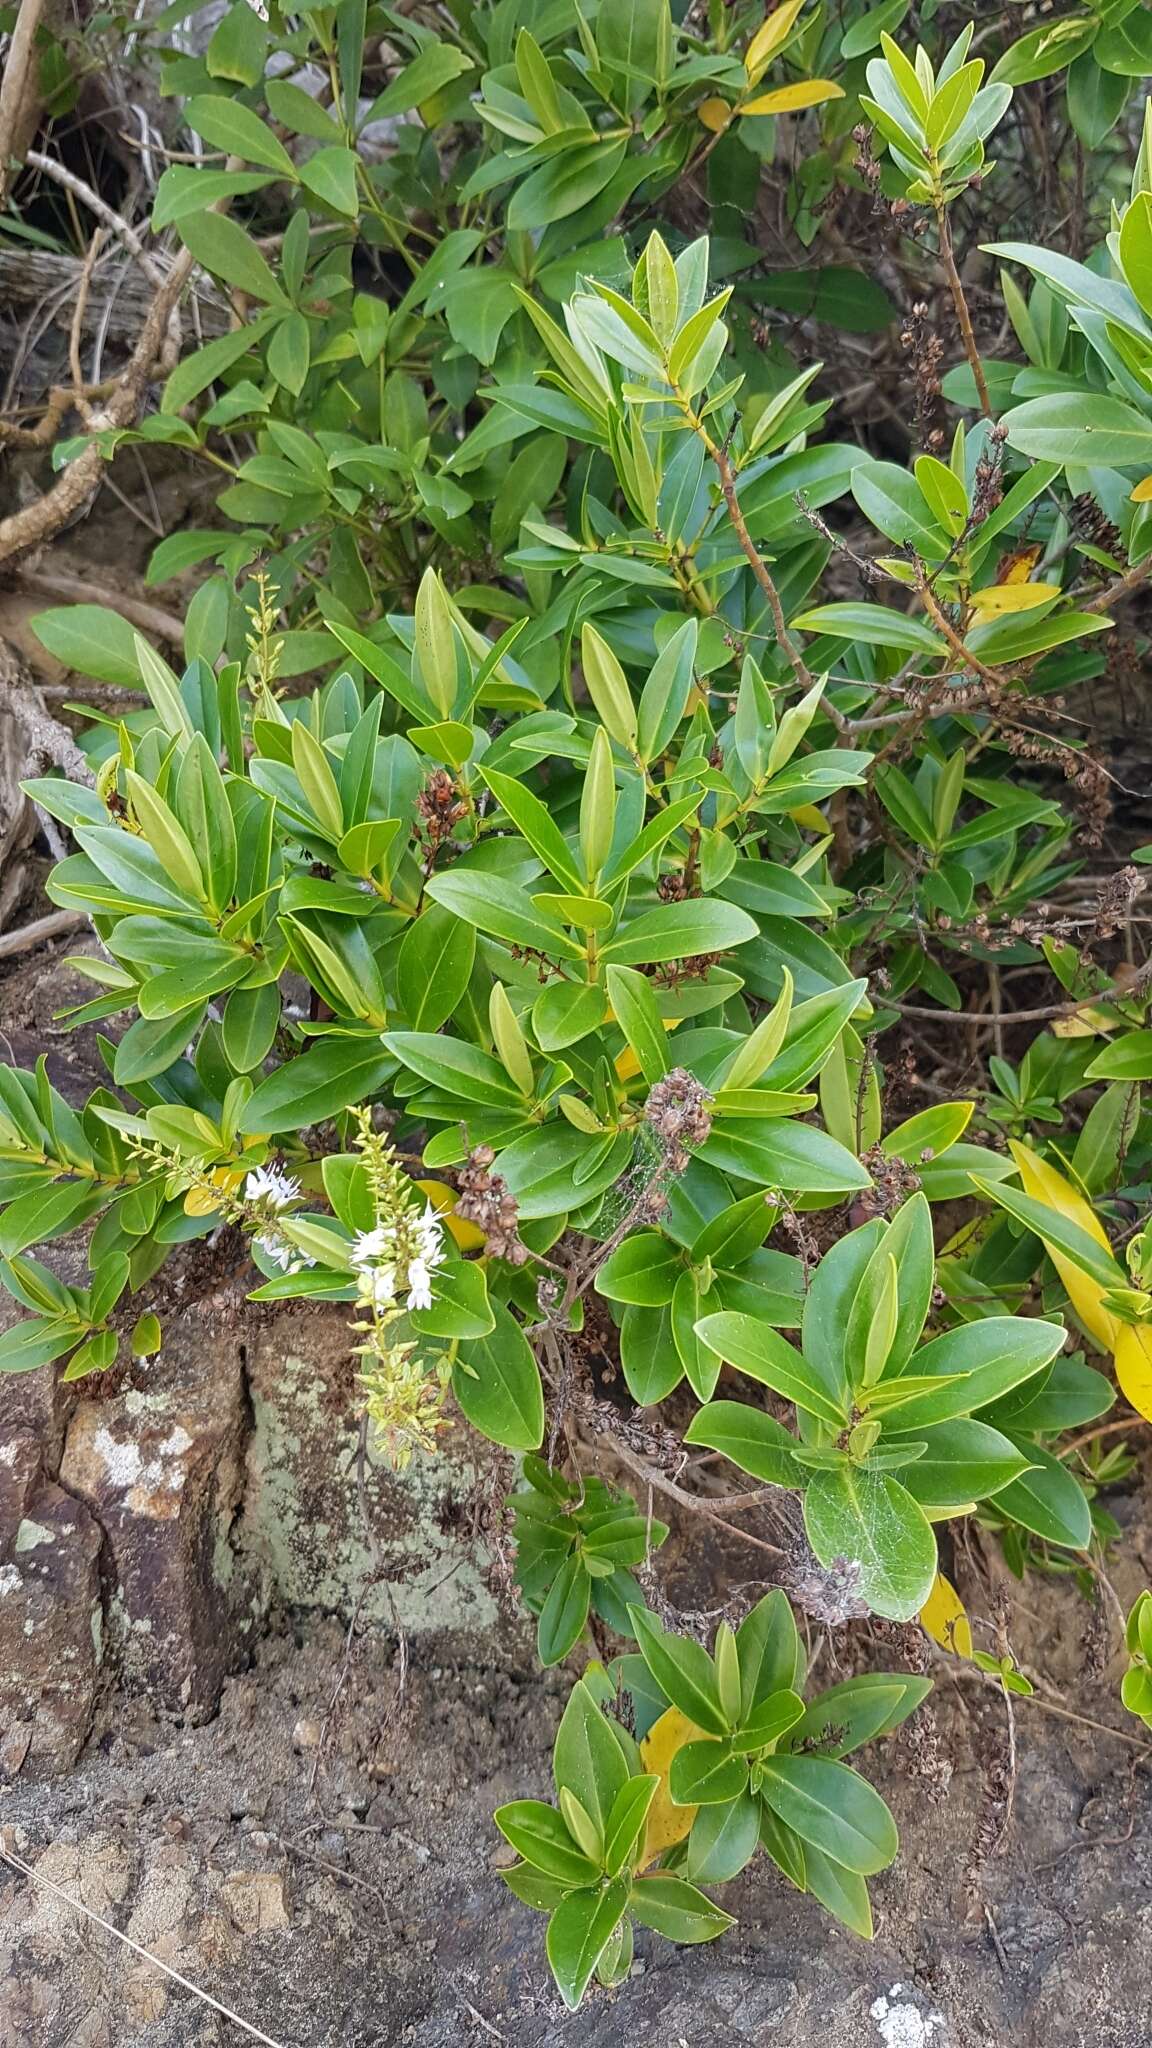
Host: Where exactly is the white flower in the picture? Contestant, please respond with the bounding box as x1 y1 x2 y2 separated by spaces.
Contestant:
416 1205 446 1268
351 1224 394 1268
360 1264 397 1309
245 1164 301 1211
255 1231 294 1270
406 1259 433 1313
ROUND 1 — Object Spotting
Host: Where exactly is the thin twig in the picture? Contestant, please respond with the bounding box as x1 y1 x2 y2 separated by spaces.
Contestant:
25 148 165 285
935 201 992 419
878 970 1151 1028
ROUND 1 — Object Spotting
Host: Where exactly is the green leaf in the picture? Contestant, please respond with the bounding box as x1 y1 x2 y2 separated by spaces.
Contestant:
758 1754 899 1874
425 872 584 961
206 0 267 85
384 1031 522 1108
889 1420 1034 1508
683 1402 804 1487
546 1881 630 2011
701 1117 871 1196
299 145 360 217
0 1179 105 1258
992 1436 1093 1548
871 1316 1067 1428
736 1590 803 1715
694 1315 847 1427
553 1679 630 1830
1003 393 1152 467
161 314 276 412
493 1801 599 1886
238 1041 396 1133
784 1673 932 1759
629 1608 727 1735
668 1739 747 1806
605 964 672 1084
366 42 473 119
184 94 296 174
395 906 476 1032
791 603 945 656
686 1789 760 1884
537 1554 592 1666
628 1873 734 1944
480 768 584 894
594 1231 682 1306
178 212 287 306
453 1300 544 1450
31 606 141 687
603 1774 659 1878
803 1468 937 1623
0 1318 83 1374
509 140 629 234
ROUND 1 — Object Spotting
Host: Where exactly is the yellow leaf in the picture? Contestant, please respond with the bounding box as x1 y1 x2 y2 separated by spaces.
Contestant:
639 1707 704 1864
1116 1322 1152 1424
613 1015 681 1082
920 1572 973 1658
697 96 732 132
745 0 807 82
997 543 1044 585
1130 475 1152 503
967 581 1060 618
416 1178 487 1253
742 79 845 115
1008 1141 1117 1351
1051 1007 1115 1038
183 1165 242 1217
788 802 828 833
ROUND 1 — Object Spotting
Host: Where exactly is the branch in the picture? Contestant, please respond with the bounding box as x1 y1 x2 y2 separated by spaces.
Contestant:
24 148 166 287
878 969 1151 1028
935 200 992 420
15 564 186 647
0 0 46 208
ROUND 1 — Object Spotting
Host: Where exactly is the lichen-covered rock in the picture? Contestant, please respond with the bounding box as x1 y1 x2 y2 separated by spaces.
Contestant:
0 1458 103 1774
57 1320 255 1719
241 1316 502 1635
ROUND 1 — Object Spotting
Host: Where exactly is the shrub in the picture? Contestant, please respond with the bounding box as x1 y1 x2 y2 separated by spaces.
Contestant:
3 0 1152 2009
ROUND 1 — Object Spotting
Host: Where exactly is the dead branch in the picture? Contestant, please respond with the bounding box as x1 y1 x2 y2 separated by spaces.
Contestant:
0 0 46 209
14 562 186 645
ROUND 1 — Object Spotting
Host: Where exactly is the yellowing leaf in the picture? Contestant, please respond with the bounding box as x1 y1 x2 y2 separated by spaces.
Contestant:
788 803 828 833
416 1178 486 1253
613 1015 681 1082
997 543 1044 584
183 1165 243 1217
920 1572 973 1658
967 581 1060 618
1051 1007 1115 1038
1008 1141 1117 1350
742 79 845 115
1130 475 1152 503
697 96 732 131
639 1706 704 1864
1116 1322 1152 1424
745 0 806 82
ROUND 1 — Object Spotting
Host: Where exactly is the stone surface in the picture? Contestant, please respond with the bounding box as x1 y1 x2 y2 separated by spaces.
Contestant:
1 1609 1150 2048
242 1319 502 1636
0 1446 103 1773
1 1280 506 1772
57 1322 253 1720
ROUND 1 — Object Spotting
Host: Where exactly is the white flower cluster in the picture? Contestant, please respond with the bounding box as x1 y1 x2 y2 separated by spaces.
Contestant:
244 1164 313 1274
350 1202 445 1314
